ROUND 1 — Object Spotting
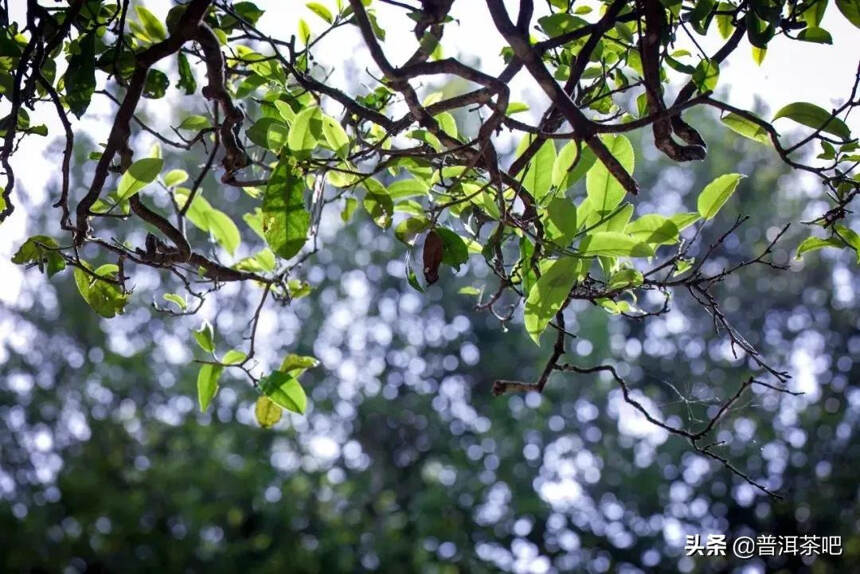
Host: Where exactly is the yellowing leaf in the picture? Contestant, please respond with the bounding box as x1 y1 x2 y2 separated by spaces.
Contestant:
255 396 283 428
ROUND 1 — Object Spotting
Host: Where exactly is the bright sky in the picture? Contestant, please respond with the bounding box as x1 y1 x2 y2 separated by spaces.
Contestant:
1 0 858 306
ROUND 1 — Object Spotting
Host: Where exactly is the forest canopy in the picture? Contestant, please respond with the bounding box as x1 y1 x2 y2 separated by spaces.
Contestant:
1 0 859 499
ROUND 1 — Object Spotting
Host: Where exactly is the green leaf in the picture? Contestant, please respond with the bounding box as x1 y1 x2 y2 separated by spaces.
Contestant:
298 18 312 46
274 100 296 123
586 135 634 213
524 257 584 344
262 161 310 259
243 209 266 239
434 112 458 139
697 173 744 220
562 147 596 190
802 0 829 27
205 209 241 255
288 279 312 299
175 189 240 254
409 129 443 152
116 157 163 201
395 216 430 246
506 102 529 114
538 13 588 37
797 26 833 43
591 203 633 233
176 52 197 94
579 232 654 257
287 106 323 155
65 32 96 118
406 255 425 292
261 371 307 414
395 200 425 217
229 2 266 27
552 141 578 188
522 138 556 201
796 236 843 258
306 2 334 23
162 293 187 310
835 0 860 28
322 115 350 159
163 169 188 188
11 235 65 277
545 197 578 246
221 349 247 365
625 215 681 245
235 248 276 273
363 181 394 229
94 263 119 277
73 262 128 318
608 268 643 290
255 396 283 428
721 112 771 144
135 6 167 42
143 69 169 99
341 197 358 222
746 12 774 49
436 228 469 270
674 259 693 276
669 212 701 231
716 2 735 38
459 286 481 295
835 224 860 261
772 102 851 141
689 0 716 33
279 354 320 376
194 321 215 353
178 115 211 130
692 59 720 92
389 178 429 200
197 363 223 412
598 298 632 315
665 54 695 75
247 117 290 152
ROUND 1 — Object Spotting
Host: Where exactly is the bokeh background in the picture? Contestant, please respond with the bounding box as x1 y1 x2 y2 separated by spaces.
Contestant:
1 2 859 573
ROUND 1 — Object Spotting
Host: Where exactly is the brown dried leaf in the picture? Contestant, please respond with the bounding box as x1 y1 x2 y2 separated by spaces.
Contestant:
422 229 444 284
